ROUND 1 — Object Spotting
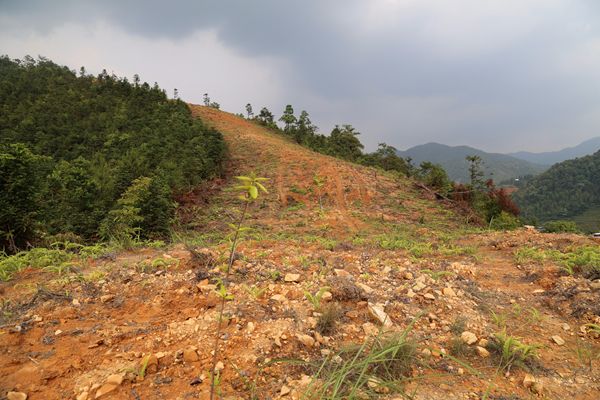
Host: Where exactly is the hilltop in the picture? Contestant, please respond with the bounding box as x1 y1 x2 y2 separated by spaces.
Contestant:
396 142 546 183
0 106 598 400
509 137 600 166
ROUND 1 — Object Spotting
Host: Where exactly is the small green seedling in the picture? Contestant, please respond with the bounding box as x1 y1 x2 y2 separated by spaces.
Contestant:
304 287 331 310
210 173 267 400
242 284 266 299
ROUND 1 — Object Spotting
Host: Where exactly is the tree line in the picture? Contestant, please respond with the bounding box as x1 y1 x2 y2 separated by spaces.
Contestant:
242 103 520 228
0 56 226 252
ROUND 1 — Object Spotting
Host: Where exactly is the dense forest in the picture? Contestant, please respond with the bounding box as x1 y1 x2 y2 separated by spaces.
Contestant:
0 56 226 252
513 150 600 228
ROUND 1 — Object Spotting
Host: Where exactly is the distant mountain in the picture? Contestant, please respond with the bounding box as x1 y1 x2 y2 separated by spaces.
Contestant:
513 150 600 230
396 142 547 183
508 136 600 165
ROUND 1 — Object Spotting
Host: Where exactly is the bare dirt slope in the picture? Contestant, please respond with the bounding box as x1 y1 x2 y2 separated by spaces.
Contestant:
0 106 598 400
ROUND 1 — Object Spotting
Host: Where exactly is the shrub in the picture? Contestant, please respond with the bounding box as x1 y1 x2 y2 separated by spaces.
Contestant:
489 211 522 231
543 220 580 233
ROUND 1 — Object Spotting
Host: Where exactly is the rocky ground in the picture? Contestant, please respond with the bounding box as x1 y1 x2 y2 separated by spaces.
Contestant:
0 106 598 399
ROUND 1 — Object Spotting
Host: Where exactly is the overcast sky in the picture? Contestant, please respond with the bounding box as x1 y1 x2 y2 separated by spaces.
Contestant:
1 0 600 152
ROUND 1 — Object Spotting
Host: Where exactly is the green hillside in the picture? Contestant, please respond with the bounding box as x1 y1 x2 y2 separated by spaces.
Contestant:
0 56 225 251
396 142 547 183
513 150 600 230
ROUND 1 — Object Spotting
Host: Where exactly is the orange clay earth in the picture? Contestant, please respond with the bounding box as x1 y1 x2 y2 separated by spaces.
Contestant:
0 105 598 399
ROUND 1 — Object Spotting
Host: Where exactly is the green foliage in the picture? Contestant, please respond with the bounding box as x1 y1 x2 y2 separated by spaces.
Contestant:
514 245 600 277
489 331 541 371
0 143 51 251
417 161 452 194
466 155 485 190
543 220 580 233
210 173 267 400
514 150 600 225
279 104 297 132
100 176 175 245
359 143 410 175
304 287 331 310
0 56 225 251
326 124 365 162
489 211 521 231
242 284 266 299
304 325 417 399
0 247 74 281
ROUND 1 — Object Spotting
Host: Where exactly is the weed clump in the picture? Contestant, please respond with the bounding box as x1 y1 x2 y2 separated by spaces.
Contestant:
305 327 417 398
487 331 541 372
317 303 343 335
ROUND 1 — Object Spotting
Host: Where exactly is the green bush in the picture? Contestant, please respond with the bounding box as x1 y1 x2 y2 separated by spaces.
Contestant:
0 143 51 251
490 211 522 231
543 220 580 233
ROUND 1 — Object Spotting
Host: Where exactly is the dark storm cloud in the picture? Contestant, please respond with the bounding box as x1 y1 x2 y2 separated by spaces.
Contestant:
2 0 600 152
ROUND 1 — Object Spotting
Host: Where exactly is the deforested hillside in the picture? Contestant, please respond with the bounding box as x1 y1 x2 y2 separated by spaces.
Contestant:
0 100 598 400
513 150 600 230
0 56 225 250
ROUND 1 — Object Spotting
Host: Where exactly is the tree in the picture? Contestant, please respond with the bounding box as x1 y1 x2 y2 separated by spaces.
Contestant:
245 103 253 119
0 144 50 251
293 110 317 144
327 124 364 162
203 93 210 106
279 104 296 132
466 155 485 190
418 161 451 193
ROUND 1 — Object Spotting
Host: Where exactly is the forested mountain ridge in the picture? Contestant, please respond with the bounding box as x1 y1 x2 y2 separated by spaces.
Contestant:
509 136 600 165
0 56 225 250
513 149 600 227
396 142 547 183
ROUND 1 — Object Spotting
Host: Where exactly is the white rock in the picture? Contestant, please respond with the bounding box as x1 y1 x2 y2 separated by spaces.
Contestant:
461 331 478 345
77 392 89 400
334 269 350 277
551 335 565 346
284 273 300 282
105 374 124 386
522 373 536 389
476 346 490 358
297 334 315 348
362 322 379 336
280 385 291 396
7 392 27 400
357 283 374 294
270 294 287 302
368 303 393 327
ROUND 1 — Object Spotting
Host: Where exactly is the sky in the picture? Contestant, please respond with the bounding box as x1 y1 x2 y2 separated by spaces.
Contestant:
1 0 600 153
